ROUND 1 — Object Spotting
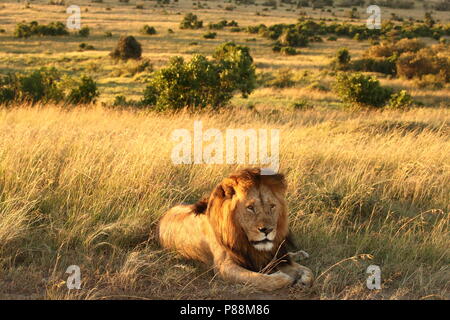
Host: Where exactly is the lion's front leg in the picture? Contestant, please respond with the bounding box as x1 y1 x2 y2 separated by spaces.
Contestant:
215 259 295 291
277 261 314 288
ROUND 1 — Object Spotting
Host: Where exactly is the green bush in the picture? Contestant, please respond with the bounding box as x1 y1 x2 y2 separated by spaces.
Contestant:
334 72 393 108
332 48 351 71
280 46 297 55
18 68 64 103
112 95 140 108
66 75 99 104
279 28 309 47
110 36 142 60
78 26 90 37
79 43 95 50
0 74 18 105
179 13 203 29
386 90 414 109
212 42 256 98
142 42 256 110
14 21 69 38
203 31 217 39
141 25 157 35
0 69 99 105
350 56 397 75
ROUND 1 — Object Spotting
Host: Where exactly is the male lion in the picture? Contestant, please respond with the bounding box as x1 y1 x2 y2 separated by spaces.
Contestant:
158 168 314 291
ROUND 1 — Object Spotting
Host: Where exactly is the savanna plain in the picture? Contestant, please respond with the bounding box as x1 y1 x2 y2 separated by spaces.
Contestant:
0 0 449 299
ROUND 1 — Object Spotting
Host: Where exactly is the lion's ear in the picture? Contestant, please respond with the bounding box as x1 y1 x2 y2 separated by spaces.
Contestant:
220 177 237 199
261 173 287 194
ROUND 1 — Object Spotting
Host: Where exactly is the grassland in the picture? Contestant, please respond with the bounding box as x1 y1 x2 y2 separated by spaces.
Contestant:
0 0 449 299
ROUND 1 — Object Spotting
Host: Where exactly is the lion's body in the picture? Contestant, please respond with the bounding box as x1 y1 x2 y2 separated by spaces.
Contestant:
158 168 314 291
159 205 215 264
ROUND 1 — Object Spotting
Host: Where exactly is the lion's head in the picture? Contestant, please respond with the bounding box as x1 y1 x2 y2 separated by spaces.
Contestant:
200 168 290 271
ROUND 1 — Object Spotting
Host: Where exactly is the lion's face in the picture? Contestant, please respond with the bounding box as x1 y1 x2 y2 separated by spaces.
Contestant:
206 168 289 263
234 184 285 251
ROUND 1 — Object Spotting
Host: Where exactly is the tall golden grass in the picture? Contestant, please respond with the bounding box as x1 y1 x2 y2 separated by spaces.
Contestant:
0 104 448 299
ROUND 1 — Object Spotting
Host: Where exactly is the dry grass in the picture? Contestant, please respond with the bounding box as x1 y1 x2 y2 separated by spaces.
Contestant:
0 0 449 300
0 104 448 299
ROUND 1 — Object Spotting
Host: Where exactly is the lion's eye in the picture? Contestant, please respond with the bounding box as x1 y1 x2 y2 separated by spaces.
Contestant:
246 205 254 211
270 204 276 209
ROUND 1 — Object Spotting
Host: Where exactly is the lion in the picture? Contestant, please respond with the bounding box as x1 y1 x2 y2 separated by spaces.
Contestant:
158 168 314 291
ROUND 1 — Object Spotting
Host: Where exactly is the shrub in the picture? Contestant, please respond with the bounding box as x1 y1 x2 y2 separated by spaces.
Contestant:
385 90 414 109
14 21 69 38
394 38 426 54
332 48 351 70
396 47 450 80
142 42 256 110
203 31 217 39
79 43 94 50
0 74 18 105
78 26 90 37
0 68 99 105
141 25 157 35
350 56 397 75
18 68 64 103
272 43 282 52
367 39 427 58
279 28 309 47
212 42 256 98
110 36 142 61
280 46 297 55
66 75 99 104
179 13 203 29
112 95 139 107
334 72 393 108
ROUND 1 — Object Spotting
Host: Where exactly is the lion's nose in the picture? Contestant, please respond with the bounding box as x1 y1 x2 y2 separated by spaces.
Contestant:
258 227 273 235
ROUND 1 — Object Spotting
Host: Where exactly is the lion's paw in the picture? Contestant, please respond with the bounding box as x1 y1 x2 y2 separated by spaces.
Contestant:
264 271 295 291
288 250 310 262
295 266 314 288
